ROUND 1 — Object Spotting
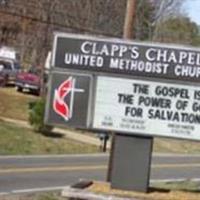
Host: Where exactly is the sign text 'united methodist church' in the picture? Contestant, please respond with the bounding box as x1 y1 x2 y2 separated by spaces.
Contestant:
52 33 200 82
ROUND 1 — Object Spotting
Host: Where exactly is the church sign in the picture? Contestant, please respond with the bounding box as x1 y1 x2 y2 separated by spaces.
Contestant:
45 32 200 141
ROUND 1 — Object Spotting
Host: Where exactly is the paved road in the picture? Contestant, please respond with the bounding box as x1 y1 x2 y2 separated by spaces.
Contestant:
0 153 200 194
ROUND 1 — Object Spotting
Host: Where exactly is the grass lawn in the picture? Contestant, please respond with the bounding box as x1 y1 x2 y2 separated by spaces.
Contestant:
152 180 200 192
0 192 65 200
89 181 200 200
0 87 37 121
0 120 98 155
1 87 200 154
153 138 200 154
2 181 200 200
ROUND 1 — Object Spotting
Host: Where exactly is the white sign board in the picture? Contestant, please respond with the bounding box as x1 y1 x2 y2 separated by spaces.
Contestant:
93 76 200 141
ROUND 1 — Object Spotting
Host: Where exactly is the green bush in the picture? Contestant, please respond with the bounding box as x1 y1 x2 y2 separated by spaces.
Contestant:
29 98 53 133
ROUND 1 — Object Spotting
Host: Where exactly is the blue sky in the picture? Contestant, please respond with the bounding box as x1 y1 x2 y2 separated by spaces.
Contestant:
184 0 200 25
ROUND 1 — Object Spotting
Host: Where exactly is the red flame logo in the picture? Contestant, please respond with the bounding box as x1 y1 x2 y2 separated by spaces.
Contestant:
53 77 73 121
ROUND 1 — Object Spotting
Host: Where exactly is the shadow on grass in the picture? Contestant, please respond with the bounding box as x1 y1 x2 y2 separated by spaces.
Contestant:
149 187 200 194
179 188 200 193
148 187 170 193
149 181 200 193
16 89 40 97
40 130 64 138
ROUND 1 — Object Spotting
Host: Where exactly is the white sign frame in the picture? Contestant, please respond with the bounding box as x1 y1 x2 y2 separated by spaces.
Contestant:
93 76 200 141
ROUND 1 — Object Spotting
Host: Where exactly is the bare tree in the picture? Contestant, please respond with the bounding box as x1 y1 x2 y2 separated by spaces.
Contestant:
0 0 127 66
150 0 185 41
151 0 183 23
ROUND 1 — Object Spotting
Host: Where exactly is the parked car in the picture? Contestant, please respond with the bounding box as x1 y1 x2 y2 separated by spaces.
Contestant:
0 72 7 86
0 58 21 85
15 66 41 95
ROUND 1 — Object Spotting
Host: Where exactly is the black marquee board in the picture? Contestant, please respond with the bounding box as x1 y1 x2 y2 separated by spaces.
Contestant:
52 32 200 82
45 71 92 129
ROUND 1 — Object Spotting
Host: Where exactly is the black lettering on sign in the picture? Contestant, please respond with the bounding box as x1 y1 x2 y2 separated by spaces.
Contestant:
148 109 200 124
175 100 188 110
194 90 200 100
125 106 143 118
118 93 134 104
192 102 200 112
138 96 171 109
155 86 189 99
148 109 180 122
132 83 149 94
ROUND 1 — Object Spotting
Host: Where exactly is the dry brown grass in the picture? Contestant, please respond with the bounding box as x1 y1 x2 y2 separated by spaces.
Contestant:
88 181 200 200
154 138 200 153
0 87 37 121
0 192 65 200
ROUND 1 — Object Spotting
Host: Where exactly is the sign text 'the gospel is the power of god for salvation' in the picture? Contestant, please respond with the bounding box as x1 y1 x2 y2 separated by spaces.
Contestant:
93 77 200 140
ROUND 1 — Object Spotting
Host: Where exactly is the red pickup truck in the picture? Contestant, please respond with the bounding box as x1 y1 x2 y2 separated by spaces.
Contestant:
15 67 41 95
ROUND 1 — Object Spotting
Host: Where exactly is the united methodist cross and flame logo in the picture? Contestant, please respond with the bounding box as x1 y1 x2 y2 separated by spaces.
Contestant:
53 76 84 121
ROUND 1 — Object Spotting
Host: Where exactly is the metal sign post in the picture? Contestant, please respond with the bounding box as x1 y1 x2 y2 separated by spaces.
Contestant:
110 134 153 192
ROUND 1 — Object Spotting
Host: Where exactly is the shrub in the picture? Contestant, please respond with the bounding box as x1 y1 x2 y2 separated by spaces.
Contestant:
29 98 53 133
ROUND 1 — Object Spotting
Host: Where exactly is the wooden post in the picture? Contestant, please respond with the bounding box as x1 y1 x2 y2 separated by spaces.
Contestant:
107 132 115 182
123 0 136 39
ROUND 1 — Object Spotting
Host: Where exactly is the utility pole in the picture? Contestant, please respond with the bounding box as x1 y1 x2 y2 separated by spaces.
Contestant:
21 8 28 65
40 0 52 97
123 0 136 39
